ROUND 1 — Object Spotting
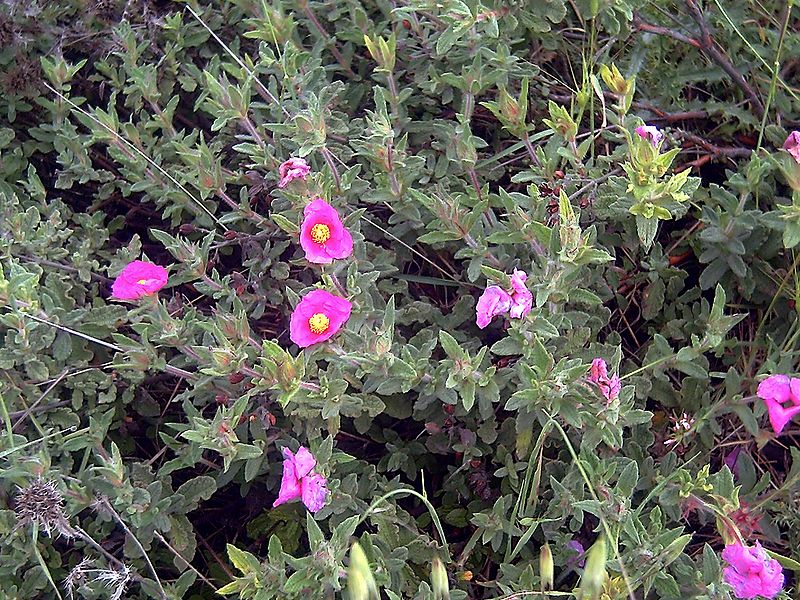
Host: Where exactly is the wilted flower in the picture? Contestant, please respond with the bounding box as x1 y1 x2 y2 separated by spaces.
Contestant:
635 125 663 147
722 542 783 599
729 501 762 539
475 269 532 329
588 358 621 402
756 374 800 435
111 260 168 300
567 540 586 568
299 198 354 264
782 131 800 164
14 478 72 538
289 289 352 348
278 157 311 188
273 446 329 512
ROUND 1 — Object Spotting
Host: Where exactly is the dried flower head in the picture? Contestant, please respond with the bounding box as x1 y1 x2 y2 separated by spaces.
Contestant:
64 558 132 600
14 478 72 538
95 565 132 600
64 557 93 598
664 412 696 447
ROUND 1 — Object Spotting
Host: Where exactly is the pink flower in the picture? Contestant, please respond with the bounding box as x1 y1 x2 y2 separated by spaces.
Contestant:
509 269 533 319
722 542 784 599
782 131 800 164
273 446 329 513
289 289 352 348
635 125 663 147
756 374 800 435
475 269 532 328
111 260 168 300
299 199 354 264
476 286 512 329
588 358 621 401
278 157 311 188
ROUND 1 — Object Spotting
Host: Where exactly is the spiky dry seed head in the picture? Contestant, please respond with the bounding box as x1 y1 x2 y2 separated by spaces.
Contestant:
64 557 93 598
14 478 72 538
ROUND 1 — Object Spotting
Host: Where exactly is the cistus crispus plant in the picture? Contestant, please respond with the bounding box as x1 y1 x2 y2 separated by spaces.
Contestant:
1 0 800 599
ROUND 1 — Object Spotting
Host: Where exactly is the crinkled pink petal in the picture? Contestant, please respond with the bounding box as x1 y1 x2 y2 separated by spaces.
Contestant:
790 378 800 406
722 543 784 599
299 198 353 264
289 289 352 348
764 398 800 435
588 359 620 401
783 131 800 164
604 375 621 401
476 286 512 329
278 157 311 188
273 448 302 508
508 269 532 319
293 446 316 479
635 125 663 147
589 358 609 384
111 260 168 300
300 472 328 513
757 375 792 404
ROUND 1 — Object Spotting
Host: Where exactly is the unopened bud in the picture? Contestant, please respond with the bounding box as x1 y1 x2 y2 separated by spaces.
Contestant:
348 542 378 600
540 542 554 591
431 556 450 600
578 536 607 600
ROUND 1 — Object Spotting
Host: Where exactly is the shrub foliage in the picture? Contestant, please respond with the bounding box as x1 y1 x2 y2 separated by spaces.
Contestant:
1 0 800 598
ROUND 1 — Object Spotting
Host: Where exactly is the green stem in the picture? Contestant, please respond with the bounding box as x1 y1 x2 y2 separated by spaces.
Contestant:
357 487 450 561
756 1 794 150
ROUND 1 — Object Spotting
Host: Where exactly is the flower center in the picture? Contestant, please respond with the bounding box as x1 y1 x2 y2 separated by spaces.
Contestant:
310 223 331 244
137 279 154 285
308 313 330 334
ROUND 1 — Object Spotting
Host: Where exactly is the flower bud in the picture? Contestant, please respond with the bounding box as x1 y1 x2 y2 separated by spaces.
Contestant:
348 543 378 600
431 556 450 600
540 542 554 591
578 536 607 600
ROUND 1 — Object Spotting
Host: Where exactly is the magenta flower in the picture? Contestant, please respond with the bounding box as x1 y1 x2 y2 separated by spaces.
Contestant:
509 269 533 319
722 542 784 599
299 198 354 264
783 131 800 164
278 157 311 188
588 358 621 402
289 289 352 348
476 286 513 329
273 446 329 513
635 125 663 147
475 269 532 329
111 260 168 300
756 374 800 435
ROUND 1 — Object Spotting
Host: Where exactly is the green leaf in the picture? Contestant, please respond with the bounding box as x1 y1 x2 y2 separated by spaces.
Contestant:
226 544 262 575
439 330 467 361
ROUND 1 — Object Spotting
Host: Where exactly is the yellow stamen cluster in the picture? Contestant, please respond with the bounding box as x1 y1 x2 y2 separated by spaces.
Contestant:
308 313 330 334
310 223 331 244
